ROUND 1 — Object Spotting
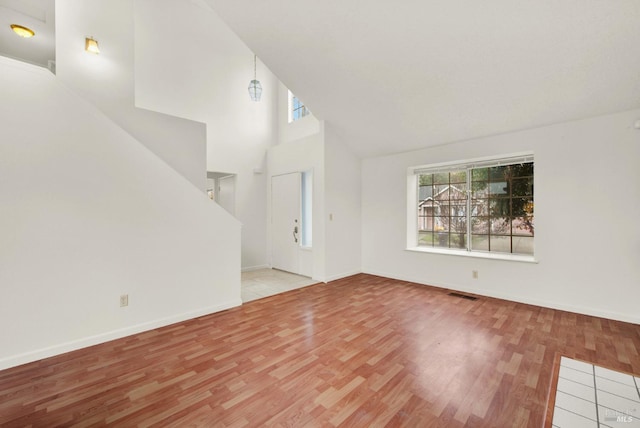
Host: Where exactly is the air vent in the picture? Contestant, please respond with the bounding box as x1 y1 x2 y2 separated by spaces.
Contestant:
448 292 478 301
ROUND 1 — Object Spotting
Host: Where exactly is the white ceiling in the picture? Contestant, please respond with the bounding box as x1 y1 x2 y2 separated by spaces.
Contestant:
205 0 640 158
0 0 54 68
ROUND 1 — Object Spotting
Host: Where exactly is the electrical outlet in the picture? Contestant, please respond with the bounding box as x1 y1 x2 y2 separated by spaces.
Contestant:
120 294 129 307
472 270 478 279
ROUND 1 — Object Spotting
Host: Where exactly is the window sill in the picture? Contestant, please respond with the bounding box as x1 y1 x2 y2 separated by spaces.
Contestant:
405 246 538 263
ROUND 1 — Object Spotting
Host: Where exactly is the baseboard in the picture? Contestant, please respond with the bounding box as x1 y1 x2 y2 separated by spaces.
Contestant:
324 270 362 283
0 299 242 371
241 264 270 272
362 268 640 325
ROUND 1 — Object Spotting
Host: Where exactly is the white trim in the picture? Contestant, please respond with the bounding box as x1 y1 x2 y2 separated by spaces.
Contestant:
0 300 242 371
411 151 534 175
324 270 362 283
406 246 537 263
241 264 270 272
362 269 640 325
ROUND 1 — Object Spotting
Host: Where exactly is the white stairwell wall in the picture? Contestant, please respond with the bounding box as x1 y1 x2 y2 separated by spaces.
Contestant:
56 0 208 191
0 56 241 370
133 0 279 271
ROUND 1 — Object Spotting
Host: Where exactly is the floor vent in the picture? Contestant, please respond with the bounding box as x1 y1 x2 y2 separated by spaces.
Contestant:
448 292 478 301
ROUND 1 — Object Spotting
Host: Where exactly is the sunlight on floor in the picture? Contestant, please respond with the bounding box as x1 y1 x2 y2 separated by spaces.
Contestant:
241 269 319 302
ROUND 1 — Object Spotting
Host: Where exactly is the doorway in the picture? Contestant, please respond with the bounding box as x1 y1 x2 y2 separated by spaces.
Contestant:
207 171 236 216
271 172 301 274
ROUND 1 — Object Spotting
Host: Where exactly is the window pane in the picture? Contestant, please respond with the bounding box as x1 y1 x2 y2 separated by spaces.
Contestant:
419 174 433 186
434 217 448 232
489 165 509 181
510 163 534 178
434 185 449 198
489 235 511 253
490 217 510 235
471 199 489 216
435 232 449 247
418 185 433 201
418 215 434 232
418 231 434 246
450 170 466 183
471 235 489 251
433 173 449 184
450 183 467 199
472 182 489 198
448 215 466 231
512 197 533 216
512 217 534 236
511 177 533 196
472 168 488 181
489 198 510 216
471 217 489 234
512 236 534 255
489 182 508 195
449 204 466 217
450 232 467 249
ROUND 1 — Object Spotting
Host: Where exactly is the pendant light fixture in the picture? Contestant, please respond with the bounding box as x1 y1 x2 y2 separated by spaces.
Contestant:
248 54 262 102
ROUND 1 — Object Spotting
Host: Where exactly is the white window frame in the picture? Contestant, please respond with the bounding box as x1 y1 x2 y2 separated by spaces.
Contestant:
406 152 537 263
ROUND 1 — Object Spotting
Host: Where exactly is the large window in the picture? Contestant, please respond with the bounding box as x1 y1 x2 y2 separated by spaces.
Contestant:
414 155 534 256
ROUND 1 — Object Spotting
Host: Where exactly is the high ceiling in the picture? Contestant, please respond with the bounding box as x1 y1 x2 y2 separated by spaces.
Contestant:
206 0 640 158
0 0 54 69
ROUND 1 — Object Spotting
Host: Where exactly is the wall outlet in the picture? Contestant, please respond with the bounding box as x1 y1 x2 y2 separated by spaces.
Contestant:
472 270 478 279
120 294 129 307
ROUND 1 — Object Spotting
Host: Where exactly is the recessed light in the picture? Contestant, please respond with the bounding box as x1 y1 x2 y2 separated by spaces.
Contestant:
10 24 35 38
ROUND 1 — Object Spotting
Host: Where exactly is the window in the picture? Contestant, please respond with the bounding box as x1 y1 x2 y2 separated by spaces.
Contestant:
301 170 313 247
412 154 534 257
288 90 310 122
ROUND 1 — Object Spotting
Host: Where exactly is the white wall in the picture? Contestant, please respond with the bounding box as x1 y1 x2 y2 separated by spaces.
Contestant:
56 0 207 190
362 109 640 324
267 129 326 281
0 57 241 370
324 125 362 281
134 0 278 270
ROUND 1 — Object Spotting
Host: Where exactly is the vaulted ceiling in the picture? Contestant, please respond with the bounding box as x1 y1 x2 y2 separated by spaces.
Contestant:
2 1 639 159
206 0 640 158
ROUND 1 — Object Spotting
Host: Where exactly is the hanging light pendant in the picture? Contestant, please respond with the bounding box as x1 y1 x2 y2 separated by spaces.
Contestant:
248 54 262 102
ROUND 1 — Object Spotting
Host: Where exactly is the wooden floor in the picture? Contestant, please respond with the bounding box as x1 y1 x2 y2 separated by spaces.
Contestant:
1 274 639 427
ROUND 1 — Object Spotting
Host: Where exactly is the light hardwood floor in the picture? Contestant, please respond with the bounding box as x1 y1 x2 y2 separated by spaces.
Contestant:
1 274 639 427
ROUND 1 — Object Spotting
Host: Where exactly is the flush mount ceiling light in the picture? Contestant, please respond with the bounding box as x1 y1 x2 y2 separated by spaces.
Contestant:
10 24 35 38
85 37 100 54
248 54 262 102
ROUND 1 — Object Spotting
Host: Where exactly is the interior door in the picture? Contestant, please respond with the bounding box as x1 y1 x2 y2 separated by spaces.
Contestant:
271 173 301 274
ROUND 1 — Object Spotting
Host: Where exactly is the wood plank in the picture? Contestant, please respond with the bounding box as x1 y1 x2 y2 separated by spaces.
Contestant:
0 273 639 426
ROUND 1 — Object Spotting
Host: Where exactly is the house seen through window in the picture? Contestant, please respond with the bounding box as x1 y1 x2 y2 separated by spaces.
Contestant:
414 155 534 256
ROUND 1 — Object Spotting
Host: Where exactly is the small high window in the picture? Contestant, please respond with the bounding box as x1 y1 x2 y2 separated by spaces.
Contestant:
288 90 310 122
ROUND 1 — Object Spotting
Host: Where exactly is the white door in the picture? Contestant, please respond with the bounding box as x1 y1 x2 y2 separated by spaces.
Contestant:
271 173 301 274
217 175 236 215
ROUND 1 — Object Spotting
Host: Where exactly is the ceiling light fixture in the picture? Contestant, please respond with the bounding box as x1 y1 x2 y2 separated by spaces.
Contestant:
10 24 35 38
85 37 100 54
248 54 262 102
